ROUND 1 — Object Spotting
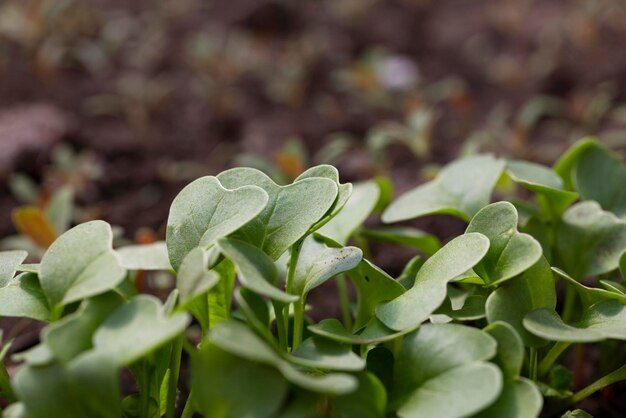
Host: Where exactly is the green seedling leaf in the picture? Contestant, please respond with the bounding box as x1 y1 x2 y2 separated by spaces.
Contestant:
209 321 357 395
553 138 598 190
217 168 338 259
396 256 424 289
44 186 74 234
552 267 626 307
92 295 189 366
192 344 288 418
376 233 489 331
309 317 410 345
473 379 542 418
359 227 441 256
289 337 365 371
292 235 362 299
556 201 626 279
467 202 542 286
42 292 124 363
16 264 39 274
208 258 236 327
317 181 380 245
0 273 50 321
331 372 387 418
382 154 505 222
295 164 353 229
483 321 524 378
13 351 121 418
506 160 578 217
523 300 626 342
620 251 626 279
574 143 626 218
39 220 126 309
392 324 501 418
217 238 298 303
166 176 268 271
116 242 172 271
486 257 556 346
176 247 220 306
351 260 405 329
0 250 27 287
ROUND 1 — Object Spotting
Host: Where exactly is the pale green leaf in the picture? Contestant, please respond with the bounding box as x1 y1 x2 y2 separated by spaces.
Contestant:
92 295 189 366
467 202 542 286
217 168 338 259
376 233 489 331
485 257 556 347
383 155 505 223
39 221 126 307
217 238 298 303
166 176 268 270
292 235 362 298
556 201 626 279
116 242 172 271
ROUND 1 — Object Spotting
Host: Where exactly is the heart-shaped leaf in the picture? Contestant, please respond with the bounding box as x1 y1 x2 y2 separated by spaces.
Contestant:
166 176 269 271
317 181 380 245
561 410 594 418
217 168 338 259
467 202 542 286
295 164 353 229
0 273 50 321
556 201 626 279
92 295 189 366
39 221 126 308
383 155 505 223
523 300 626 342
116 242 172 271
217 238 298 303
209 321 357 395
392 324 501 418
351 260 405 329
506 160 578 217
486 257 556 346
574 143 626 218
376 233 489 331
292 235 362 299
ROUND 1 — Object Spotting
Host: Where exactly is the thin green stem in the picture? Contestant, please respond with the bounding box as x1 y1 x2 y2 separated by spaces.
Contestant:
561 284 577 324
165 336 184 418
538 341 571 377
336 275 353 331
529 347 538 381
568 363 626 405
285 239 304 351
181 389 195 418
292 299 305 350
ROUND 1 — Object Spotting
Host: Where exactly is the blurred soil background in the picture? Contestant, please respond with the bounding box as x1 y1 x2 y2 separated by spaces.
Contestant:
1 1 626 415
